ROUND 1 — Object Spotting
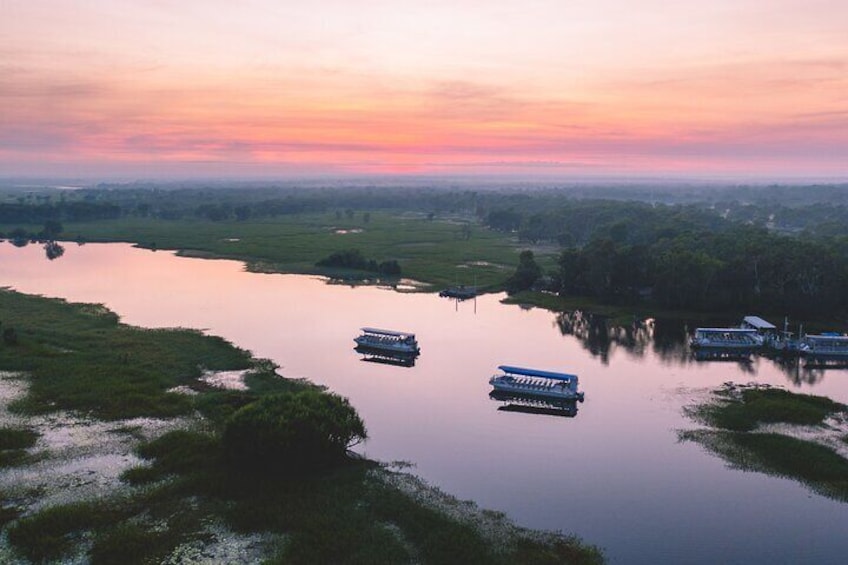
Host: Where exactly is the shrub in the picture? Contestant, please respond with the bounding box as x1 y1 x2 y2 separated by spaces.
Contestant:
2 327 18 345
0 427 38 450
223 390 366 474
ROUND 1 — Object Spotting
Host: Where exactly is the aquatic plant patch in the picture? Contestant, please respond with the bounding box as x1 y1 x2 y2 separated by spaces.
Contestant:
686 384 844 432
682 383 848 504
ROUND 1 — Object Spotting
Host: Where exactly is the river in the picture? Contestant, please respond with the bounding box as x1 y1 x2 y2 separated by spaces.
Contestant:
2 242 847 564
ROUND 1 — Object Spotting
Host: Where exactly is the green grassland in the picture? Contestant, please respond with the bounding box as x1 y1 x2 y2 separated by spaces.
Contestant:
682 386 848 503
60 212 548 289
0 290 602 563
0 289 255 420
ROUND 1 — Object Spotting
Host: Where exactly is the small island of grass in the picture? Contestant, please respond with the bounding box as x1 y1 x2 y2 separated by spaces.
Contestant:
681 383 848 503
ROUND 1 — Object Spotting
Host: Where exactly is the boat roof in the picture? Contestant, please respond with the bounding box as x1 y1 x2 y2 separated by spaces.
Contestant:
742 316 776 330
806 334 848 342
498 365 578 381
695 327 758 333
360 327 415 338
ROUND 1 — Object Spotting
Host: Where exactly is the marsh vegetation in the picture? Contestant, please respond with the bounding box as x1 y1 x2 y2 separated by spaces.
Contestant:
0 290 602 563
5 182 848 322
682 384 848 502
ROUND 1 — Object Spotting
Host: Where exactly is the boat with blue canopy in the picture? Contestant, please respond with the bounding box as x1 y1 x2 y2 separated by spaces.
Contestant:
489 365 584 402
800 334 848 364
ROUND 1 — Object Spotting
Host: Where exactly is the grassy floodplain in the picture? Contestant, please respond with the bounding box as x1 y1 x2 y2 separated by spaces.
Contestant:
60 212 549 290
0 289 602 564
682 385 848 503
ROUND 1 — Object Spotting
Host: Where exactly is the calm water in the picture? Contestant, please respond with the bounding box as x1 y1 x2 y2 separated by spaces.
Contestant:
3 242 848 564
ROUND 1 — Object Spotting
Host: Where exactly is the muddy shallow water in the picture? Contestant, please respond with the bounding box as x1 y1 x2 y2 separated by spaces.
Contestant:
3 242 848 564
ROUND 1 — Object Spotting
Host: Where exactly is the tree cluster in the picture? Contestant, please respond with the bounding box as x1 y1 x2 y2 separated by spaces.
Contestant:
505 250 542 294
555 225 848 318
222 389 366 474
316 249 402 277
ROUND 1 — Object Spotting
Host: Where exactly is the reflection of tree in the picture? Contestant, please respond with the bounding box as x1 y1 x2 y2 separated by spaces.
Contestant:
44 241 65 260
556 311 695 365
651 319 692 365
795 364 831 386
554 311 843 386
556 311 612 363
737 359 755 374
8 227 30 247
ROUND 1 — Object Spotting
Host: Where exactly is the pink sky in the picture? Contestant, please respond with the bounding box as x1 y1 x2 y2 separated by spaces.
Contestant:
2 0 847 179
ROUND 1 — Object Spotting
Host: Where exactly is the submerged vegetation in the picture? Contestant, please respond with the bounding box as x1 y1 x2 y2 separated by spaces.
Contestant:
682 384 848 503
0 289 602 563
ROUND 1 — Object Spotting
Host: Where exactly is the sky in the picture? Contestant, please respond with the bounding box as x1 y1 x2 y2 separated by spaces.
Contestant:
1 0 847 180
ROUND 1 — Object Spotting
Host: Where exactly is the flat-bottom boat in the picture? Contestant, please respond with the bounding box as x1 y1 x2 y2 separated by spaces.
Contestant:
489 365 584 402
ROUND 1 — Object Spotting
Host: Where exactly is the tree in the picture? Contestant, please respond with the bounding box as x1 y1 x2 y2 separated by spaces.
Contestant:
3 327 18 346
42 220 63 239
378 260 402 277
223 390 366 474
506 250 542 294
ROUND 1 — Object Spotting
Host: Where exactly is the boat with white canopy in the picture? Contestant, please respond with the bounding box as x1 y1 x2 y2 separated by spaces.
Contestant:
354 327 420 355
489 365 584 402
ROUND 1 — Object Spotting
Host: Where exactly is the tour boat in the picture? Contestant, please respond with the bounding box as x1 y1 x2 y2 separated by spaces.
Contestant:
689 328 761 350
800 334 848 363
489 365 584 402
354 327 420 356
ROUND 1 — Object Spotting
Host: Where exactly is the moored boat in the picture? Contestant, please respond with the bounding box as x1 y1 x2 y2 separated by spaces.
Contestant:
690 328 761 350
354 327 420 356
800 334 848 363
489 365 584 402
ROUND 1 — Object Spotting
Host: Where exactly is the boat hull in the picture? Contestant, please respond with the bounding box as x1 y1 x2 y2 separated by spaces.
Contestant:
353 338 419 356
489 391 579 417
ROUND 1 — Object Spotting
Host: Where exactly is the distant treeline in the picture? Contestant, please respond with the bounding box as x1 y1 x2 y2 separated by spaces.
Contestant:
4 183 848 318
482 200 848 318
0 201 120 223
4 184 848 234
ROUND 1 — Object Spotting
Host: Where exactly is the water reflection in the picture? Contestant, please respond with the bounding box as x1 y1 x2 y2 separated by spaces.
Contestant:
651 319 693 364
354 347 418 367
5 237 66 260
555 312 691 364
768 357 828 386
5 243 848 565
44 241 65 260
489 391 579 418
552 310 848 385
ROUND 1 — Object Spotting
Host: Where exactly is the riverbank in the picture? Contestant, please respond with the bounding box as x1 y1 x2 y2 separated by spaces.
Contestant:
9 210 841 328
0 289 602 563
57 212 536 290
